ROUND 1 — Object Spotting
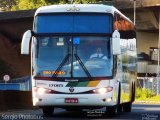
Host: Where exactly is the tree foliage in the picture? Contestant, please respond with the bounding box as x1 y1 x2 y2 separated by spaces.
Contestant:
12 0 48 10
74 0 97 4
0 0 114 11
11 0 71 10
0 0 18 11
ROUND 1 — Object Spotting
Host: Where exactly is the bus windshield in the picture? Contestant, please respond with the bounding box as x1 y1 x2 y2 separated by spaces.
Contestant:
33 36 113 78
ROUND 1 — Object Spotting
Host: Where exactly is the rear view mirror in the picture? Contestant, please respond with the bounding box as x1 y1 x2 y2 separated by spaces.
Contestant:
112 30 121 55
21 30 32 54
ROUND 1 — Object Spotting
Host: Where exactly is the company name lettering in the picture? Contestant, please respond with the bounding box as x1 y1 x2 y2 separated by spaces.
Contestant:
49 84 63 87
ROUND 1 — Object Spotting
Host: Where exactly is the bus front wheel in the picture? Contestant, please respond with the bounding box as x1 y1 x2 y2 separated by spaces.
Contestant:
106 106 116 117
42 107 54 116
123 102 132 112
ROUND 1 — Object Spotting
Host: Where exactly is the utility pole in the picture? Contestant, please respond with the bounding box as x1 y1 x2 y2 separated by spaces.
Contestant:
157 10 160 95
133 0 136 25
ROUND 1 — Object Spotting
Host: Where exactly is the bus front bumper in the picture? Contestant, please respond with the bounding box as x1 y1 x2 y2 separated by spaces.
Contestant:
33 92 116 107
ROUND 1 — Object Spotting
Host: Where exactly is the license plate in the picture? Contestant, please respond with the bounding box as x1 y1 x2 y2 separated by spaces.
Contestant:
65 98 78 103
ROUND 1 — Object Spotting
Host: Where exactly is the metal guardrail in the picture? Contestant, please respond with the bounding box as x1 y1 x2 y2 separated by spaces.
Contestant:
0 76 31 91
0 83 20 90
138 77 160 95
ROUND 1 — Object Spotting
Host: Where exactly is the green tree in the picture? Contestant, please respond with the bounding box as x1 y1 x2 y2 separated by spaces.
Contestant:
73 0 95 4
14 0 48 10
12 0 69 10
0 0 18 11
11 0 115 10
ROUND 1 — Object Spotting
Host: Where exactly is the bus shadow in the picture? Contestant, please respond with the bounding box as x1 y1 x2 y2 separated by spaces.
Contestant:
44 108 125 119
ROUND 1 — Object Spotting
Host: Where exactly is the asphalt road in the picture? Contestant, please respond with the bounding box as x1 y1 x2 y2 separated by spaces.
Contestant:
0 104 160 120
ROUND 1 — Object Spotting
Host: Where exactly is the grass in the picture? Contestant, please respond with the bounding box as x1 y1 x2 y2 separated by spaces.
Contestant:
135 96 160 104
135 87 160 104
136 87 156 99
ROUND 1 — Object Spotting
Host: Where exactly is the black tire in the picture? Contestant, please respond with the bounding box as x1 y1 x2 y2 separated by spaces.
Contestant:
42 107 54 116
117 105 123 113
123 102 132 112
106 106 116 117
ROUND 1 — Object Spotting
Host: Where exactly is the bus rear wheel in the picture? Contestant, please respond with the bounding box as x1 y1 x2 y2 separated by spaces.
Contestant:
42 107 54 116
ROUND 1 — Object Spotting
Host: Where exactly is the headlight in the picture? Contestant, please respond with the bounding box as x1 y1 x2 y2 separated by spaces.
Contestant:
33 87 52 95
93 87 113 94
98 88 107 94
37 88 46 95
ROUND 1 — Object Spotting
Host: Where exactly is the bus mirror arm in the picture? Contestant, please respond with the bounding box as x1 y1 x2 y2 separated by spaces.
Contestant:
112 30 121 55
21 30 32 55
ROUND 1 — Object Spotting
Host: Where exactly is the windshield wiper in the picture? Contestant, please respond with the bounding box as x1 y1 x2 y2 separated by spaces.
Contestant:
74 54 92 79
52 54 70 78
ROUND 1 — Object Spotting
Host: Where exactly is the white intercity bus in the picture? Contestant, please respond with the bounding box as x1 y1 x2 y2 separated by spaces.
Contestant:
21 4 137 116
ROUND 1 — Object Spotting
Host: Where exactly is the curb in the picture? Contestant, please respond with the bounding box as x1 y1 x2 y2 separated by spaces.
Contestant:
134 101 160 104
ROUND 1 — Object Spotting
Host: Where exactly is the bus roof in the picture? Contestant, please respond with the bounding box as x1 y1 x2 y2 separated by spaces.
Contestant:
35 4 133 24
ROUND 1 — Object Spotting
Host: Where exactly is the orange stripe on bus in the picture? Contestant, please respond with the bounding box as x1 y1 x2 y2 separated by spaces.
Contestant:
87 81 100 87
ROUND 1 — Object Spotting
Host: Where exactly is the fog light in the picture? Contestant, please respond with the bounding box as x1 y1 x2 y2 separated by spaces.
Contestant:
106 98 112 102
